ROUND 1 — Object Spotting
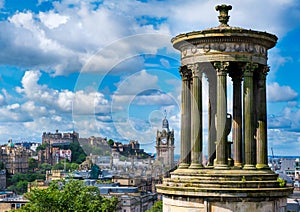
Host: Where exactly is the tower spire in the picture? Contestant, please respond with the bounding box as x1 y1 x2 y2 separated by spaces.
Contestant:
162 110 169 131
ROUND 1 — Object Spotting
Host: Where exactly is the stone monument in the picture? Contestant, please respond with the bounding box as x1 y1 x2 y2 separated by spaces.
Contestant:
156 5 293 211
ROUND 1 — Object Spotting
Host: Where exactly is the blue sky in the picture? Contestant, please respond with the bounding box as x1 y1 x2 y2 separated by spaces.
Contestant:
0 0 299 156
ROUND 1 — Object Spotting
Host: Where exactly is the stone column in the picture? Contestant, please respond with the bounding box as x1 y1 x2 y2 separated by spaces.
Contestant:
214 62 229 169
189 63 203 169
178 65 192 169
207 69 217 166
243 63 258 170
256 66 269 169
230 70 243 167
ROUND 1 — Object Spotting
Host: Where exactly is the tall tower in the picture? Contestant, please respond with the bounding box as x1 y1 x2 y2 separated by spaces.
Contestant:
156 113 175 169
157 5 293 211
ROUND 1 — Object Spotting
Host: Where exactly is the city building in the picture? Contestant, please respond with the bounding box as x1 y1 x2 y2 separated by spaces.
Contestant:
14 142 40 153
155 114 175 170
38 130 78 165
295 158 300 190
0 170 6 190
0 140 29 174
42 130 79 145
100 186 156 212
111 140 151 159
0 192 28 211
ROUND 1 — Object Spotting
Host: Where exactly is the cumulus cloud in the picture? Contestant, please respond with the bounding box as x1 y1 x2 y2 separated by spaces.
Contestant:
168 0 299 37
268 114 292 129
133 90 176 106
17 70 110 115
0 104 33 122
0 0 296 76
0 0 172 76
267 82 298 102
39 11 69 29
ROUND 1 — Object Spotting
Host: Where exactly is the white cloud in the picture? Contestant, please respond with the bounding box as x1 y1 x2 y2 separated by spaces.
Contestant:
0 104 32 122
2 0 296 76
168 0 299 37
7 103 20 110
267 82 298 102
133 92 176 106
115 70 158 95
268 129 300 156
18 70 110 115
0 94 5 105
39 11 69 29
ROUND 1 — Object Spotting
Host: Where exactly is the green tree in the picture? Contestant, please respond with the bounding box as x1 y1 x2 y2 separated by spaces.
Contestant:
7 173 45 194
52 162 79 171
90 164 101 179
146 201 162 212
119 155 127 161
69 142 86 164
0 161 5 169
8 180 28 194
38 163 52 174
28 158 38 172
18 180 118 212
70 163 79 171
107 139 114 146
9 173 45 184
36 142 49 152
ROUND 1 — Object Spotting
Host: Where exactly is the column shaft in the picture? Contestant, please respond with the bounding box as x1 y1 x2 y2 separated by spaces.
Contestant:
179 66 191 169
214 62 229 169
243 63 258 169
231 71 243 167
189 64 203 169
204 65 217 166
256 66 269 169
208 81 217 166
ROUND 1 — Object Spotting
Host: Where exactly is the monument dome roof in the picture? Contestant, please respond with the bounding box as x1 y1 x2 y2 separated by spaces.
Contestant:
172 4 277 55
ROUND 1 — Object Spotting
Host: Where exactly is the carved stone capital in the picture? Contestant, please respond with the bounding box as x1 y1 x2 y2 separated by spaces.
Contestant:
179 65 192 81
257 65 269 87
187 63 201 77
213 61 230 76
262 65 270 76
229 71 243 84
243 63 258 77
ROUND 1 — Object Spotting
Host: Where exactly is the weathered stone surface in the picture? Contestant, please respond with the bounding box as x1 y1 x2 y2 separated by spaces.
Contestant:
160 4 293 211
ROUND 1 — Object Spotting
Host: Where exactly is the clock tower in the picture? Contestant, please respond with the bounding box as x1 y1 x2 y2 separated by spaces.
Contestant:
156 114 175 168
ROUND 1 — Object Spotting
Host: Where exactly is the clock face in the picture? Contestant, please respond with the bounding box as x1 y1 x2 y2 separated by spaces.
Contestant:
161 137 167 144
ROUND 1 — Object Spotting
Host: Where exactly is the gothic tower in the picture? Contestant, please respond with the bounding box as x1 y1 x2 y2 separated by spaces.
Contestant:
155 114 175 169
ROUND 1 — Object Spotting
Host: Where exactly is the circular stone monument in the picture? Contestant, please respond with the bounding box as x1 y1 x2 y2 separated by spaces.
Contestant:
156 4 293 212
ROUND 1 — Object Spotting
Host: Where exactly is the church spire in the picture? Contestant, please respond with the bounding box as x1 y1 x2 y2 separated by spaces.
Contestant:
162 110 169 132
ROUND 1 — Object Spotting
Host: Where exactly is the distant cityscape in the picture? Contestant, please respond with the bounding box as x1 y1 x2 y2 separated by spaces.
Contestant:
0 116 177 211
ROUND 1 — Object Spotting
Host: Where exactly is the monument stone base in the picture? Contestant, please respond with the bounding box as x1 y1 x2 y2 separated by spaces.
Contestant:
163 196 287 212
157 169 293 212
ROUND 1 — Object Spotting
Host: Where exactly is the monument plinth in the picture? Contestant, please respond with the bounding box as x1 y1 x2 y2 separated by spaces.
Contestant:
156 5 293 211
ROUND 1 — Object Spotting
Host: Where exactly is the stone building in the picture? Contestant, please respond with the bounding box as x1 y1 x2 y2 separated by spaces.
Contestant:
42 130 79 145
0 170 6 190
111 140 149 158
0 140 29 174
100 186 156 212
157 5 293 211
156 114 175 169
38 130 78 165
